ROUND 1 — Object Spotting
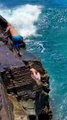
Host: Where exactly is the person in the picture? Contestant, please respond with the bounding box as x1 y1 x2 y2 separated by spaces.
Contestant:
5 23 26 56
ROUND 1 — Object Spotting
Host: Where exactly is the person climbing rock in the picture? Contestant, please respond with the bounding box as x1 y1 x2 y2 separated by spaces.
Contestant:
0 15 26 56
5 23 26 56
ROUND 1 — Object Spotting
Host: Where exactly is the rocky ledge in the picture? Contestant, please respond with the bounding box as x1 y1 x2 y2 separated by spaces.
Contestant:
0 42 52 120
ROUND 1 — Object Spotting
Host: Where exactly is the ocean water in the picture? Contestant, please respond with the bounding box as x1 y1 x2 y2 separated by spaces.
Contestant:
0 0 67 120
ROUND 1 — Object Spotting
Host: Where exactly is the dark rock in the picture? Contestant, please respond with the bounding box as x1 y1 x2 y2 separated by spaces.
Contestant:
0 17 52 120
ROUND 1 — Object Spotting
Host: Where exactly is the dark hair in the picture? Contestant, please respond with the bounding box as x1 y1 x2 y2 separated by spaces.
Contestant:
0 15 8 29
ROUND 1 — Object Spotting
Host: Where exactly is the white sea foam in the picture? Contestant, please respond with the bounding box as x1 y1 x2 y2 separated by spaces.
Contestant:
34 42 45 53
0 4 42 37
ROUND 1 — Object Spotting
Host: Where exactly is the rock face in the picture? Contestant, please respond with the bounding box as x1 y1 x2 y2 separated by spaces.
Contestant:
0 43 52 120
0 15 52 120
0 81 14 120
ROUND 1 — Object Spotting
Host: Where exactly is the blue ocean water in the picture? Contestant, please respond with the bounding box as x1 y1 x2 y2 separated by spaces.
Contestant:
0 0 67 120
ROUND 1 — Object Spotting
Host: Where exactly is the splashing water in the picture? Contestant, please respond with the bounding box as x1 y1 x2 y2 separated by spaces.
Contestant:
0 4 42 37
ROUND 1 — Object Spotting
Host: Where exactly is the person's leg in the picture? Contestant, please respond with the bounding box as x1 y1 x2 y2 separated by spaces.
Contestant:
12 35 26 56
12 35 25 47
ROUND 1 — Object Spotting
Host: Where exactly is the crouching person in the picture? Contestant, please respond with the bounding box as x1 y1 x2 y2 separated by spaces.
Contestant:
5 23 26 56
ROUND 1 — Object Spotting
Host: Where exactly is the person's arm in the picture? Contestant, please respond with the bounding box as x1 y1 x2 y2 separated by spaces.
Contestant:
4 23 12 33
3 24 11 39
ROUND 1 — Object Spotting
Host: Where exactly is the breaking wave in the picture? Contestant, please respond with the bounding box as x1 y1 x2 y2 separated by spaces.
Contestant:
0 4 42 37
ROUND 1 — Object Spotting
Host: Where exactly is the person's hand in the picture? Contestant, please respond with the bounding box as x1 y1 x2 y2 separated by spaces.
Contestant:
30 68 41 85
